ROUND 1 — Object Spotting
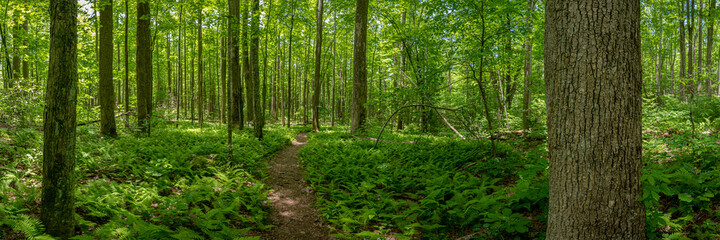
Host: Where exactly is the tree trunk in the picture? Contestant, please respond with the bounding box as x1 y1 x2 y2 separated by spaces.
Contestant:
99 0 116 137
124 0 130 126
198 9 204 129
221 36 227 123
42 0 77 238
287 0 295 128
545 1 645 238
136 0 153 134
243 0 253 124
680 0 687 99
708 0 716 95
657 25 663 97
312 0 323 132
176 3 183 127
251 0 263 139
350 0 369 134
522 1 535 132
230 0 244 129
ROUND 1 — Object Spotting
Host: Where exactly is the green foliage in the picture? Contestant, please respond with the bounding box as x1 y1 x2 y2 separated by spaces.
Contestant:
0 122 296 239
299 128 548 239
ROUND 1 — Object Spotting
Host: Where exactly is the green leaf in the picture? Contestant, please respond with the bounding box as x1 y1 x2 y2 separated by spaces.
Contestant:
678 193 693 202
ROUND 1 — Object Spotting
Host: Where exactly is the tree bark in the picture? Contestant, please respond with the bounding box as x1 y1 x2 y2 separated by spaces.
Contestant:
350 0 369 134
680 0 687 99
229 0 243 129
243 0 253 124
286 0 295 128
99 0 116 137
707 0 716 95
124 0 130 127
545 1 645 238
136 0 153 134
312 0 324 132
251 0 263 139
176 3 183 127
522 1 535 132
42 0 77 238
198 8 204 129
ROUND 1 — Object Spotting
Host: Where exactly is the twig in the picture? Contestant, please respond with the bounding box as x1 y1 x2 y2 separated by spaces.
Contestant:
77 112 133 126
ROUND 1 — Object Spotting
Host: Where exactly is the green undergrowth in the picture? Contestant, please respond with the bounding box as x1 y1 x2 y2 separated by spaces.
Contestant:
300 125 720 239
299 127 549 240
0 121 296 240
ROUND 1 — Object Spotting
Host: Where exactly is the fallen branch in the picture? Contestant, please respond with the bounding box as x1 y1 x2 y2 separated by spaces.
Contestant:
374 104 460 148
353 136 418 144
77 111 133 126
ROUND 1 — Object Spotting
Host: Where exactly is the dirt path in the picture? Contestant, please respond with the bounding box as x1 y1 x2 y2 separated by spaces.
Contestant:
263 133 330 240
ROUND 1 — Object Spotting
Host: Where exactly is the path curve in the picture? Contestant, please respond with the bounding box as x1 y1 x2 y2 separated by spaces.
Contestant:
263 132 330 240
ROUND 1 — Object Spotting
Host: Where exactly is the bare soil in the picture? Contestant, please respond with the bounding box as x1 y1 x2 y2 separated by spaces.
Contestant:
263 132 331 240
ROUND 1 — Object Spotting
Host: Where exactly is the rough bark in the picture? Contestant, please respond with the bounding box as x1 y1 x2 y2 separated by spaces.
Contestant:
42 0 77 238
312 0 324 132
99 0 116 137
251 0 263 139
136 0 153 134
229 0 244 129
545 1 646 239
350 0 369 134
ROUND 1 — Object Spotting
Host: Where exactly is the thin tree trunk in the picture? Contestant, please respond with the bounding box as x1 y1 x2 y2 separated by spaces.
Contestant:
198 8 204 129
522 0 535 132
124 0 130 127
708 0 716 95
286 0 294 128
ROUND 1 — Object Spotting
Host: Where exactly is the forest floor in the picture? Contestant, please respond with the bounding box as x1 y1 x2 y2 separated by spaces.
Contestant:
263 132 331 240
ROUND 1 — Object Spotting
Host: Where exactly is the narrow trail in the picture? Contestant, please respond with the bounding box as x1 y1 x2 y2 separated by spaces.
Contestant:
263 132 330 240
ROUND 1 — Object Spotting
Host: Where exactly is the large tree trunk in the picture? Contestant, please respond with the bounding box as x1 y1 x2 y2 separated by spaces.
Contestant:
545 1 645 238
136 0 153 134
42 0 77 238
99 0 116 137
350 0 369 134
251 0 263 139
312 0 324 132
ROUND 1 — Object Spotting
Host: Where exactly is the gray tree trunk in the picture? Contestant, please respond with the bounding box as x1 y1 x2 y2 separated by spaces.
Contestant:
545 0 646 238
